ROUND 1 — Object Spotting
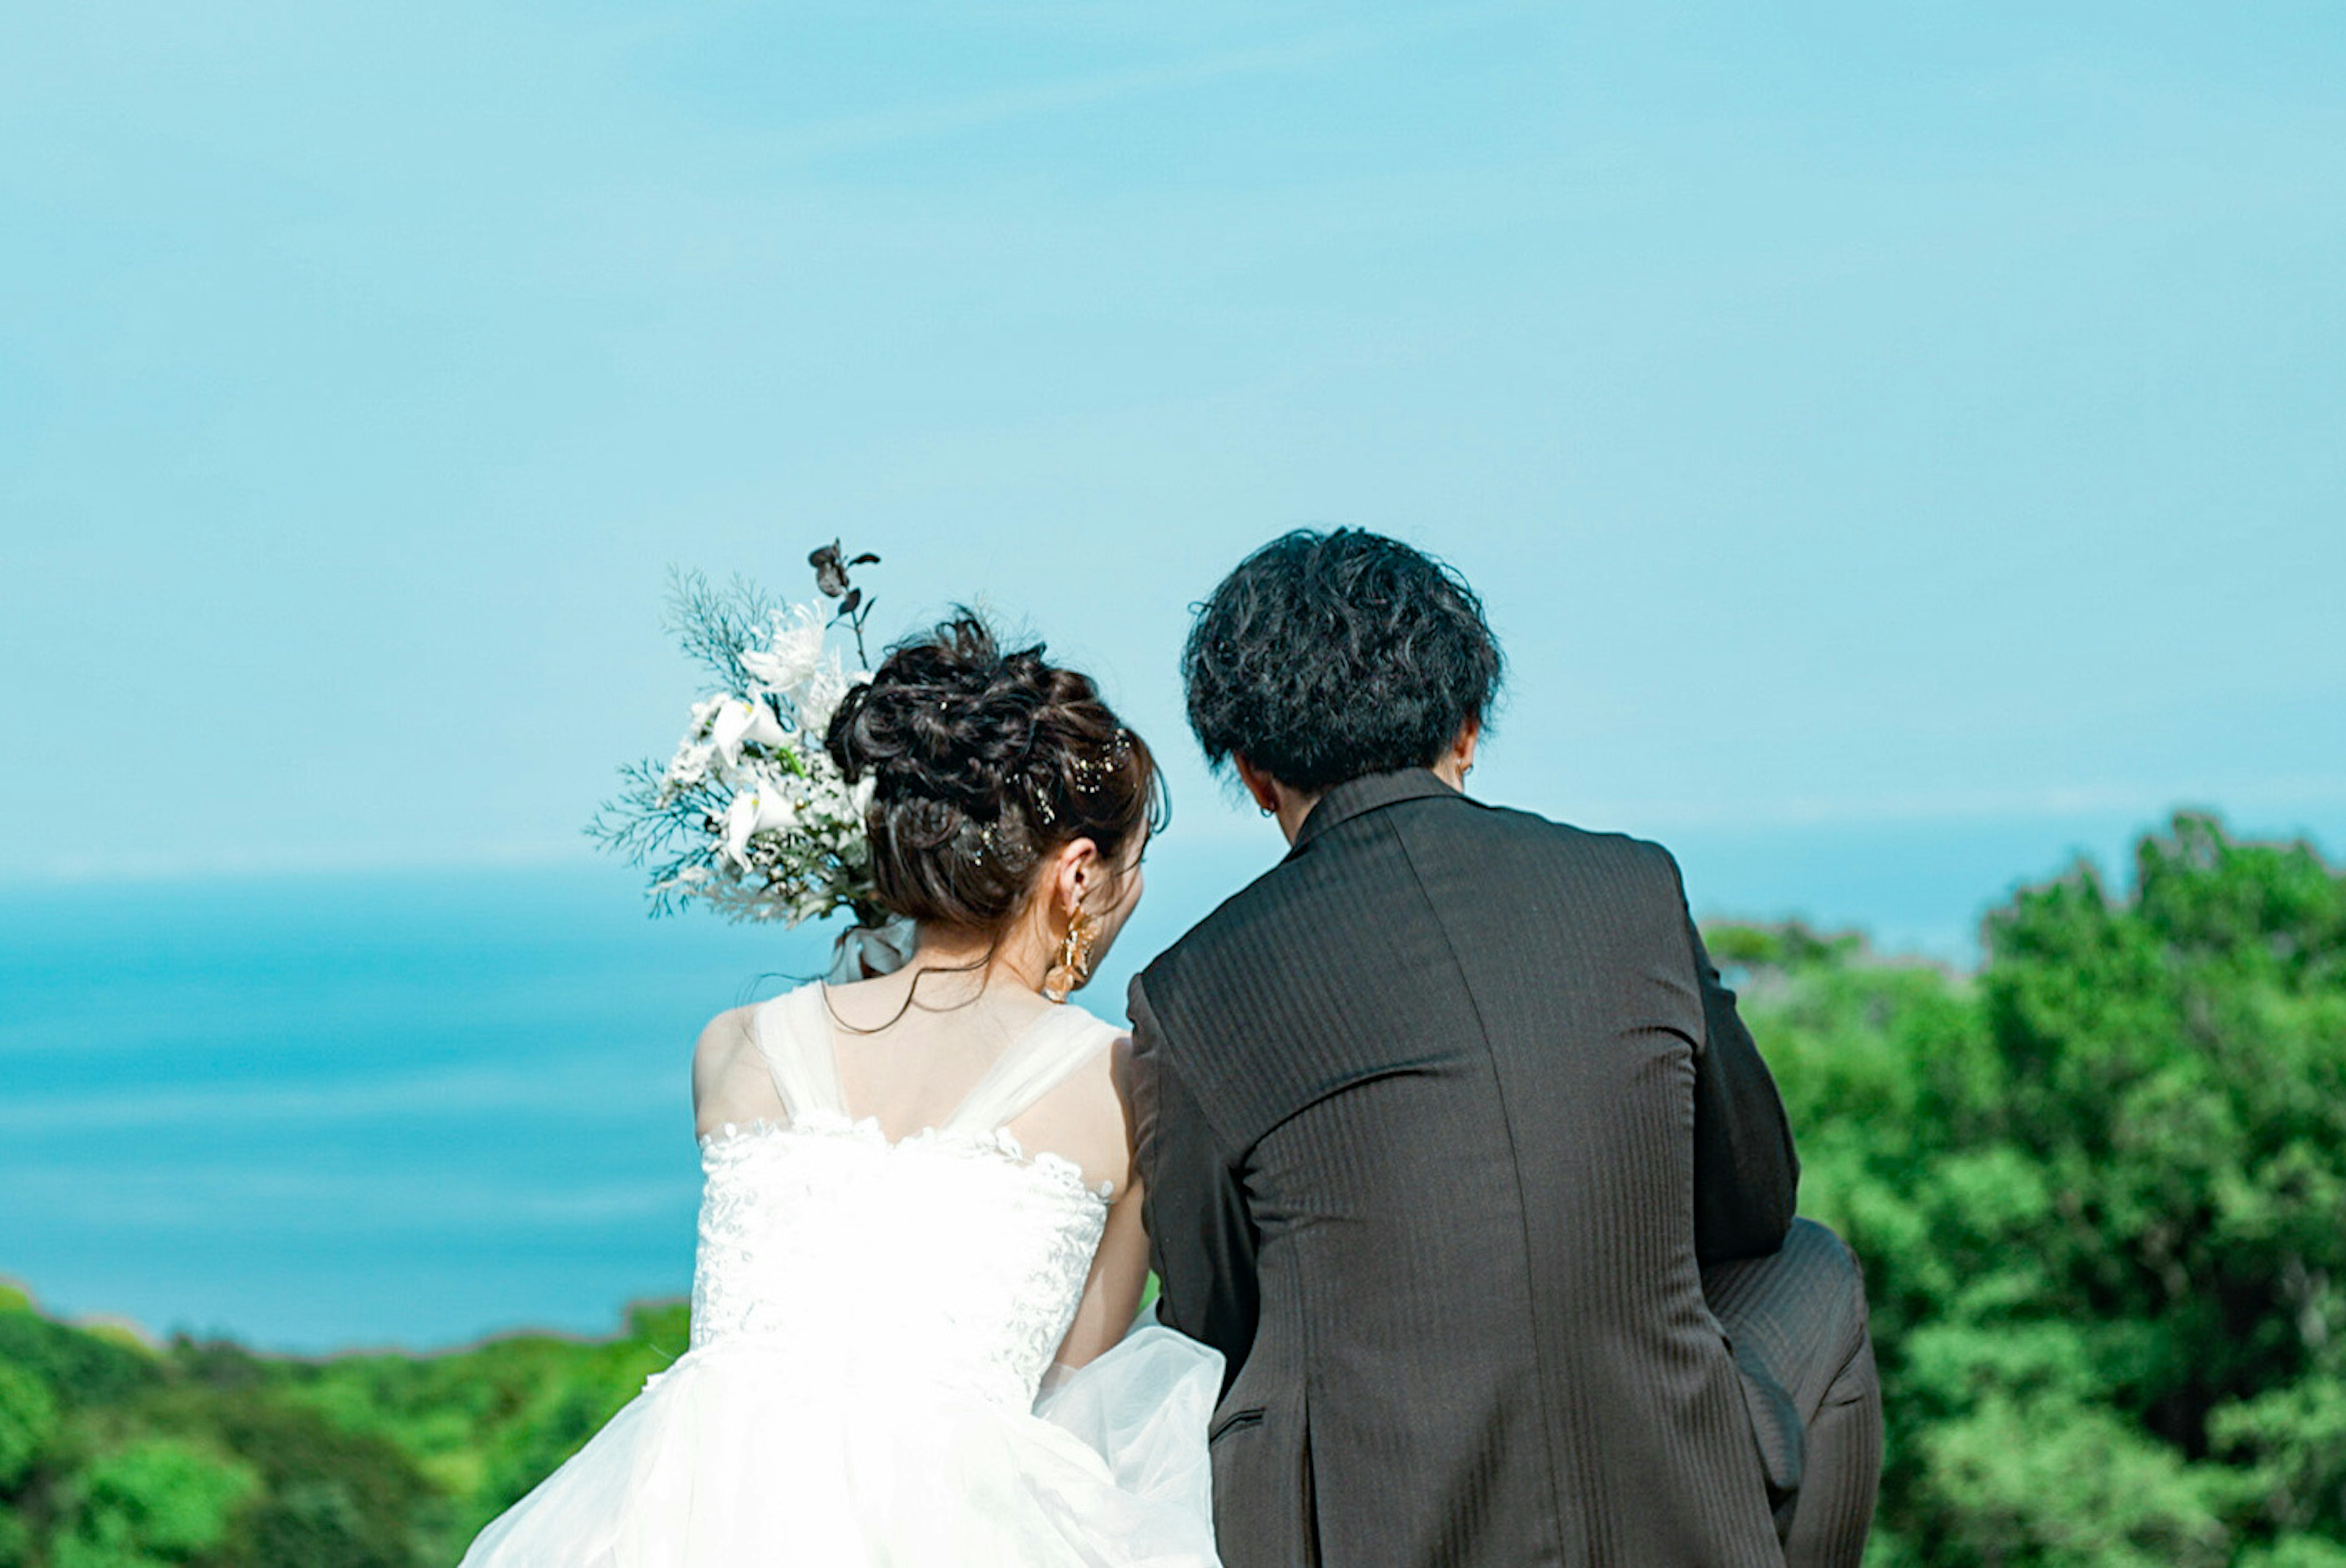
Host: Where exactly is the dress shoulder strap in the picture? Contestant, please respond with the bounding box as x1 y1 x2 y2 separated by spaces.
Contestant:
750 985 849 1123
940 1005 1121 1137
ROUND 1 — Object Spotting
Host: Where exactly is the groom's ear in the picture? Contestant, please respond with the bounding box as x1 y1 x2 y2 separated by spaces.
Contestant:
1430 717 1482 789
1452 717 1482 770
1232 755 1282 815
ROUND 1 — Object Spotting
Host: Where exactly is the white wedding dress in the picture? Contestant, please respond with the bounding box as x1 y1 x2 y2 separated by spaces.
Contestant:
460 983 1223 1566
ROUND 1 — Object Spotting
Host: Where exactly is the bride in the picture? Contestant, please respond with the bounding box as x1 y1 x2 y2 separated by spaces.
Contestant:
461 616 1222 1566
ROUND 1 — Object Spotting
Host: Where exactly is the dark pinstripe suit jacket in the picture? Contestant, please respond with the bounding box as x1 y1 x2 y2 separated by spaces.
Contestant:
1130 770 1800 1567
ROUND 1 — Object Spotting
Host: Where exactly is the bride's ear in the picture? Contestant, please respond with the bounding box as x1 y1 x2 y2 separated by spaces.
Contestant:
1051 837 1103 918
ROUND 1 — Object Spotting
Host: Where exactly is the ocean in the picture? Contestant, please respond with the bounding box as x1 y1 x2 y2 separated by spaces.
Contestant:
4 804 2330 1352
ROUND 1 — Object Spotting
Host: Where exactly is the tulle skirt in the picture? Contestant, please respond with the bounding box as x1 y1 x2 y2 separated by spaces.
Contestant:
458 1326 1222 1567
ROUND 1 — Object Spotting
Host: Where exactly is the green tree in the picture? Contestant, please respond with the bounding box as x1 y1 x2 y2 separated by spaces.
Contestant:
1743 811 2346 1565
0 1362 59 1490
49 1439 256 1568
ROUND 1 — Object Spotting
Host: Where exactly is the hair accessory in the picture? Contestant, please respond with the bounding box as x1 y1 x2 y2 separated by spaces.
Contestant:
1067 730 1133 793
1041 908 1100 1004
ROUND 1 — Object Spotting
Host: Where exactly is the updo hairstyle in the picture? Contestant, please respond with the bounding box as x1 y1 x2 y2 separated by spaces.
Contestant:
825 613 1164 938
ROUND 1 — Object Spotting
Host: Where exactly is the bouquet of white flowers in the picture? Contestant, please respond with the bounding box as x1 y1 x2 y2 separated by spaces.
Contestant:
590 549 907 972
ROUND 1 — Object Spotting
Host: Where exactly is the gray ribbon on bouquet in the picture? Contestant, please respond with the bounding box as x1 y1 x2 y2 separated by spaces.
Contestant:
828 914 919 982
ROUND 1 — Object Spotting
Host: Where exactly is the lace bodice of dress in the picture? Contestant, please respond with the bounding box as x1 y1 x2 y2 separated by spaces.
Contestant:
688 985 1118 1411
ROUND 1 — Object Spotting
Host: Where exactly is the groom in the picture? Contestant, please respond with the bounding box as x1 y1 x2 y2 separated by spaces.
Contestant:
1128 530 1881 1567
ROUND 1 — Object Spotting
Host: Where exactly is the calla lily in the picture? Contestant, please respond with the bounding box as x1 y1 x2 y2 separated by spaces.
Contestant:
708 696 787 764
722 778 803 866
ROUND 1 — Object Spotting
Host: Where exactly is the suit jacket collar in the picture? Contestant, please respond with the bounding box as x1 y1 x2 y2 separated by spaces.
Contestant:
1289 768 1461 854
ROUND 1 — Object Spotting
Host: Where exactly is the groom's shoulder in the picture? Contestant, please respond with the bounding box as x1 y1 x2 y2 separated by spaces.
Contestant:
1454 795 1688 884
1144 852 1304 983
1139 799 1686 981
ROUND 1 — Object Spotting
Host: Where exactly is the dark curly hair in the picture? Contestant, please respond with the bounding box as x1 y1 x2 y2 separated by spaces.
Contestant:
1183 529 1502 793
825 613 1163 937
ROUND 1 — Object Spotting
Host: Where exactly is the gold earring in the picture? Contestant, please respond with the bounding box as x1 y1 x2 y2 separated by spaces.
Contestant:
1041 910 1098 1003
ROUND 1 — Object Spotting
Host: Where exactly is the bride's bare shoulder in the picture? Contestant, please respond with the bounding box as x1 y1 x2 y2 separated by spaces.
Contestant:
1007 1013 1138 1197
691 1004 769 1129
694 1003 761 1067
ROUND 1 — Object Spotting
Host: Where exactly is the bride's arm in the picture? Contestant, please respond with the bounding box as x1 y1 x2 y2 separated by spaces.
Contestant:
1042 1030 1155 1374
1048 1178 1153 1371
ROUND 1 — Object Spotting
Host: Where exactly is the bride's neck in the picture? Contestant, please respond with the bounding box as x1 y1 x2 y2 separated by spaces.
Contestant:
907 919 1053 1001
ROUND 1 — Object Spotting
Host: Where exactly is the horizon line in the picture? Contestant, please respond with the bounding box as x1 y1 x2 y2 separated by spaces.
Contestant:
2 781 2340 889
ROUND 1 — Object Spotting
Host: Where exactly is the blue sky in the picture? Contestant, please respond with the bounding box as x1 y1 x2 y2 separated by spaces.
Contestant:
5 1 2343 942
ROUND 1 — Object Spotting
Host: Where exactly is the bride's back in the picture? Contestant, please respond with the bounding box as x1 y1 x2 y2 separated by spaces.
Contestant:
689 982 1126 1407
692 972 1131 1197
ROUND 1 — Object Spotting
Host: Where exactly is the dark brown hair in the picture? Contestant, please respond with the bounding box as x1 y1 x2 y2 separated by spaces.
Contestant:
825 613 1163 939
1185 528 1502 792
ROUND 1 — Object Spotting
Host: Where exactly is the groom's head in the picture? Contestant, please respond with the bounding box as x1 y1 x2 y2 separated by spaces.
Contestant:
1183 529 1502 809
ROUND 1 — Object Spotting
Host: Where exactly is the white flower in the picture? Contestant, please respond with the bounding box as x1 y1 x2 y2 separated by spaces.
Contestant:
721 776 804 866
599 578 886 928
796 654 861 735
707 696 787 764
740 607 827 699
662 735 717 795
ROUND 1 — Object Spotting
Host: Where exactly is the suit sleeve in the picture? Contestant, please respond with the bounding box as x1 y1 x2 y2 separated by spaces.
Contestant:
1128 972 1260 1387
1669 862 1800 1264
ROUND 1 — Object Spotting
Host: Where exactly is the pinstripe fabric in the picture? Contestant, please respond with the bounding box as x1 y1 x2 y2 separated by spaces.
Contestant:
1705 1221 1883 1568
1130 771 1836 1568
